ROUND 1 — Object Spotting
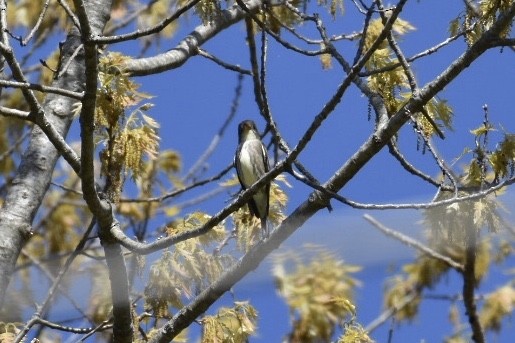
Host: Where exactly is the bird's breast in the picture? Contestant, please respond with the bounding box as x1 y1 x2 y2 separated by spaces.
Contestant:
238 141 262 188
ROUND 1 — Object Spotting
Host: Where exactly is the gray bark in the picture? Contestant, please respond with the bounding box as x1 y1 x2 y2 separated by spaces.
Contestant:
0 0 112 309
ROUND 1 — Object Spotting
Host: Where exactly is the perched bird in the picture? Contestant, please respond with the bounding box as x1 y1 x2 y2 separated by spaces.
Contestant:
235 120 270 235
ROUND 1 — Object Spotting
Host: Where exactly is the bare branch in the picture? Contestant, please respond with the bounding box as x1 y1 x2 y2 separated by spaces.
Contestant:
94 0 200 44
0 79 83 99
120 163 233 203
363 214 464 271
197 48 252 75
123 0 264 76
14 220 96 343
462 216 485 343
20 0 51 46
73 0 133 341
56 0 81 30
0 106 31 119
365 292 418 333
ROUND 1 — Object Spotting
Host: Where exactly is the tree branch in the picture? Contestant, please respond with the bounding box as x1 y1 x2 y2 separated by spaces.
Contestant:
94 0 201 44
0 79 83 99
462 216 485 343
73 0 133 341
14 219 96 343
363 214 464 271
0 0 94 307
123 0 264 76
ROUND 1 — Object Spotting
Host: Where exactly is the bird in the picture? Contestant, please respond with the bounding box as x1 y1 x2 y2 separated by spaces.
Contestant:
235 120 270 236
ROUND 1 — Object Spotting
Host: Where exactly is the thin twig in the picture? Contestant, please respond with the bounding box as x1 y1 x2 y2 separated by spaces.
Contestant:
388 139 444 188
56 0 81 30
462 216 485 343
14 219 96 343
363 214 464 271
57 43 84 79
291 168 513 211
421 134 459 196
93 0 201 44
120 163 234 203
365 291 418 333
197 48 251 75
0 79 83 99
21 0 51 46
173 186 228 210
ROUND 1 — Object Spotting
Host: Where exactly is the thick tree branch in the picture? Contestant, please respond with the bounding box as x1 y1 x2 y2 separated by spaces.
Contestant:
0 1 89 307
73 0 133 342
123 0 263 76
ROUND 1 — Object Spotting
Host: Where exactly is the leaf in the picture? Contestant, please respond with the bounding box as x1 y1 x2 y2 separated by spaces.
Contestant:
470 123 495 137
201 302 258 343
320 43 333 69
338 323 375 343
480 284 515 332
273 246 361 342
448 17 460 37
317 0 344 19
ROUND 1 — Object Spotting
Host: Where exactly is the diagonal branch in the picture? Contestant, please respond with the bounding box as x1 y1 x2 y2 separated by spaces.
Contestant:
363 214 464 271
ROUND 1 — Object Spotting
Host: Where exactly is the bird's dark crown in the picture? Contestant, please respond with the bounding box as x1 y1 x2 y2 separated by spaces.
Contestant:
238 120 258 142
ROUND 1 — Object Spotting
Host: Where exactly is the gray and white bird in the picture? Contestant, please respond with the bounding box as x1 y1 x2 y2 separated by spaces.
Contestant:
235 120 270 235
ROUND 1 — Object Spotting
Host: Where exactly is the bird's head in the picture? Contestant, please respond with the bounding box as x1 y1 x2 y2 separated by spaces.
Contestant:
238 120 260 143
